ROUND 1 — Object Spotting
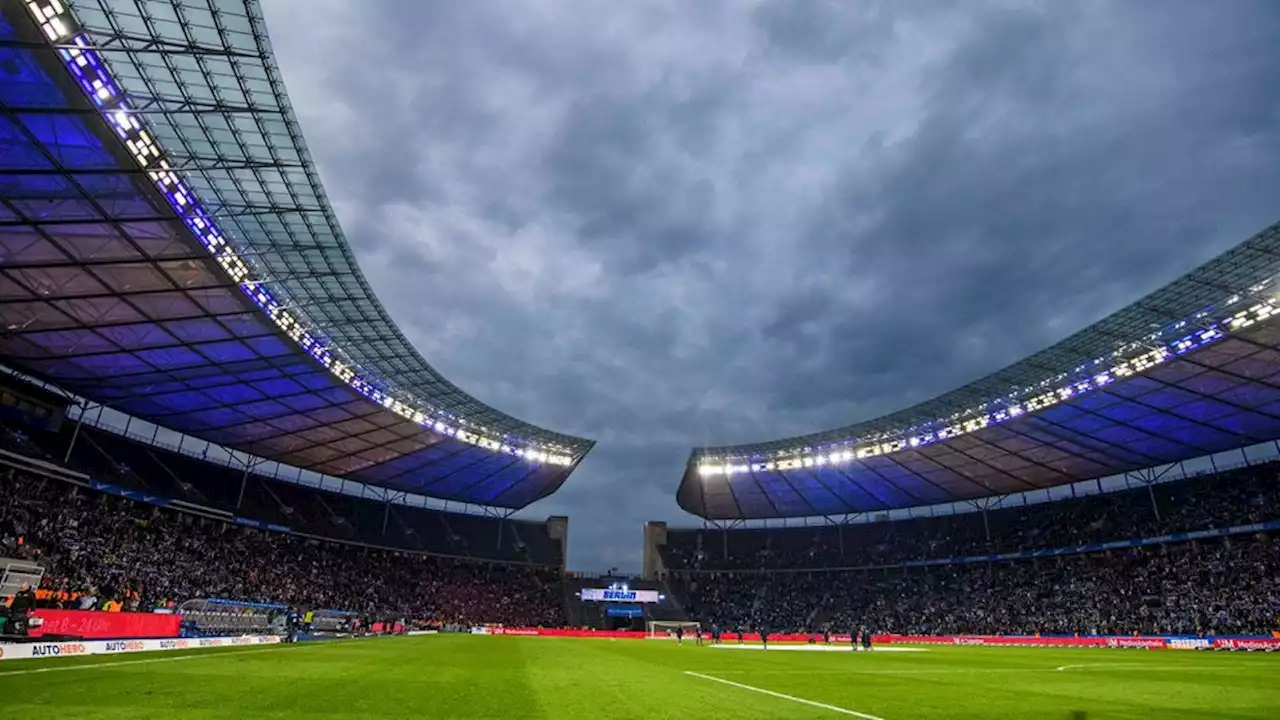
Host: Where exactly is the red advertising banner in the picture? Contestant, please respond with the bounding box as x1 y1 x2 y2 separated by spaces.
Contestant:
879 634 1171 648
1214 638 1280 651
1103 637 1170 649
29 610 182 639
490 627 635 638
485 628 880 642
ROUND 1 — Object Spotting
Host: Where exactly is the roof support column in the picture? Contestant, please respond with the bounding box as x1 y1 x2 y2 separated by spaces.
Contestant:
235 455 263 511
500 510 521 554
62 398 94 464
379 490 407 537
966 498 995 543
1125 468 1161 522
383 494 391 537
382 489 393 537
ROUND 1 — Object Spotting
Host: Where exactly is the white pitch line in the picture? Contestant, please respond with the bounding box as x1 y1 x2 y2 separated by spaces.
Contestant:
1053 663 1240 673
684 670 888 720
0 647 286 677
706 668 1047 676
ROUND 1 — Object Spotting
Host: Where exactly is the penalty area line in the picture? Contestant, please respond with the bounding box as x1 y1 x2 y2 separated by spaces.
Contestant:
684 670 887 719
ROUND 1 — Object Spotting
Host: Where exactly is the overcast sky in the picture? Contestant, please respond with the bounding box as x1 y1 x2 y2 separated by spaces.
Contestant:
259 0 1280 571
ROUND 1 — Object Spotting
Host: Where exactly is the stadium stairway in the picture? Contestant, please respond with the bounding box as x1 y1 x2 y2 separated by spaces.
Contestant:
582 602 605 629
658 575 690 621
808 606 831 631
563 576 602 627
661 575 699 622
562 583 586 628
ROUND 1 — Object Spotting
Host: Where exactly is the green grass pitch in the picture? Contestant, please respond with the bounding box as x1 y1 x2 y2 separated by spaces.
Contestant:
1 636 1276 719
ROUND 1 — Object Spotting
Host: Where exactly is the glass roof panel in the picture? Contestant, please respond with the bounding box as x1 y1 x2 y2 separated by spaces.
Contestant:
0 0 592 508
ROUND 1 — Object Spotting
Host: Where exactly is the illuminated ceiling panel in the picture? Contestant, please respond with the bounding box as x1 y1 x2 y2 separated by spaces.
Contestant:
0 1 592 508
679 222 1280 518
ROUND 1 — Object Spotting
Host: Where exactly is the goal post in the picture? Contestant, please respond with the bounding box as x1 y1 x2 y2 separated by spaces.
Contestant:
647 620 701 639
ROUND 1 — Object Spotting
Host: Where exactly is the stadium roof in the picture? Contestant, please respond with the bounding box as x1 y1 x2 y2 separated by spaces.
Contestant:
0 0 593 509
679 222 1280 520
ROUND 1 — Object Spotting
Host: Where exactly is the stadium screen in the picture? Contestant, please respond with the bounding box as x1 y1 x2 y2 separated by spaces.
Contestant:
580 588 661 603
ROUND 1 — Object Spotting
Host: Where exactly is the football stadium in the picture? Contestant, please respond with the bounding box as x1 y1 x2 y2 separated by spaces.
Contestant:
1 1 1279 718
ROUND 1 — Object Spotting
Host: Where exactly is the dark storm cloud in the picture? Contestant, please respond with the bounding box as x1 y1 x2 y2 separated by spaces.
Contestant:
543 89 724 274
261 0 1280 571
761 0 1280 419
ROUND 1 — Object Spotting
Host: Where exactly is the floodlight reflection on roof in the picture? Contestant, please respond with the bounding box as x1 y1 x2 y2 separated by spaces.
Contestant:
22 0 573 468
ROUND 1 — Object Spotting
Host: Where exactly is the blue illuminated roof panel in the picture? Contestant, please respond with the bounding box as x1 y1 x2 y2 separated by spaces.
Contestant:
47 0 588 456
0 2 591 509
680 207 1280 518
681 318 1280 518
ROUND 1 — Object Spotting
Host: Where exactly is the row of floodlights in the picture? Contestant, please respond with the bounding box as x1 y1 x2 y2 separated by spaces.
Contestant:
835 282 1267 446
698 296 1279 477
25 1 574 468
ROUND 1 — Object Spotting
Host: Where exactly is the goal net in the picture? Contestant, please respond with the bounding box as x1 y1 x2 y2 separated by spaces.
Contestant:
647 620 700 639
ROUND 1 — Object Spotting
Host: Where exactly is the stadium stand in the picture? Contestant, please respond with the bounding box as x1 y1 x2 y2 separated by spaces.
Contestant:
662 465 1280 637
662 204 1280 639
673 533 1279 637
0 0 586 636
0 463 567 628
1 411 564 566
0 414 568 628
662 462 1280 571
4 0 1280 656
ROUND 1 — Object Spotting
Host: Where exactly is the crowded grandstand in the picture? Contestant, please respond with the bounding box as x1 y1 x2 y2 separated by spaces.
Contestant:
0 0 585 645
1 407 567 631
660 462 1280 637
1 0 1279 717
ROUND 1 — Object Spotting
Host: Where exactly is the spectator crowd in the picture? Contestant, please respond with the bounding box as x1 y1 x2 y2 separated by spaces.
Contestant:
668 463 1280 638
663 462 1280 572
4 413 1279 640
1 468 566 628
675 534 1280 637
0 418 561 566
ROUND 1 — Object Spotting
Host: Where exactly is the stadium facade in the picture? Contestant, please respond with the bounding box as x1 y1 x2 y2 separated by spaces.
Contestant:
0 0 593 511
679 220 1280 520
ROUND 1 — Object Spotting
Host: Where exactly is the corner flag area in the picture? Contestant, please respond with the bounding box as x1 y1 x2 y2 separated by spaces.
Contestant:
1 636 1275 719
